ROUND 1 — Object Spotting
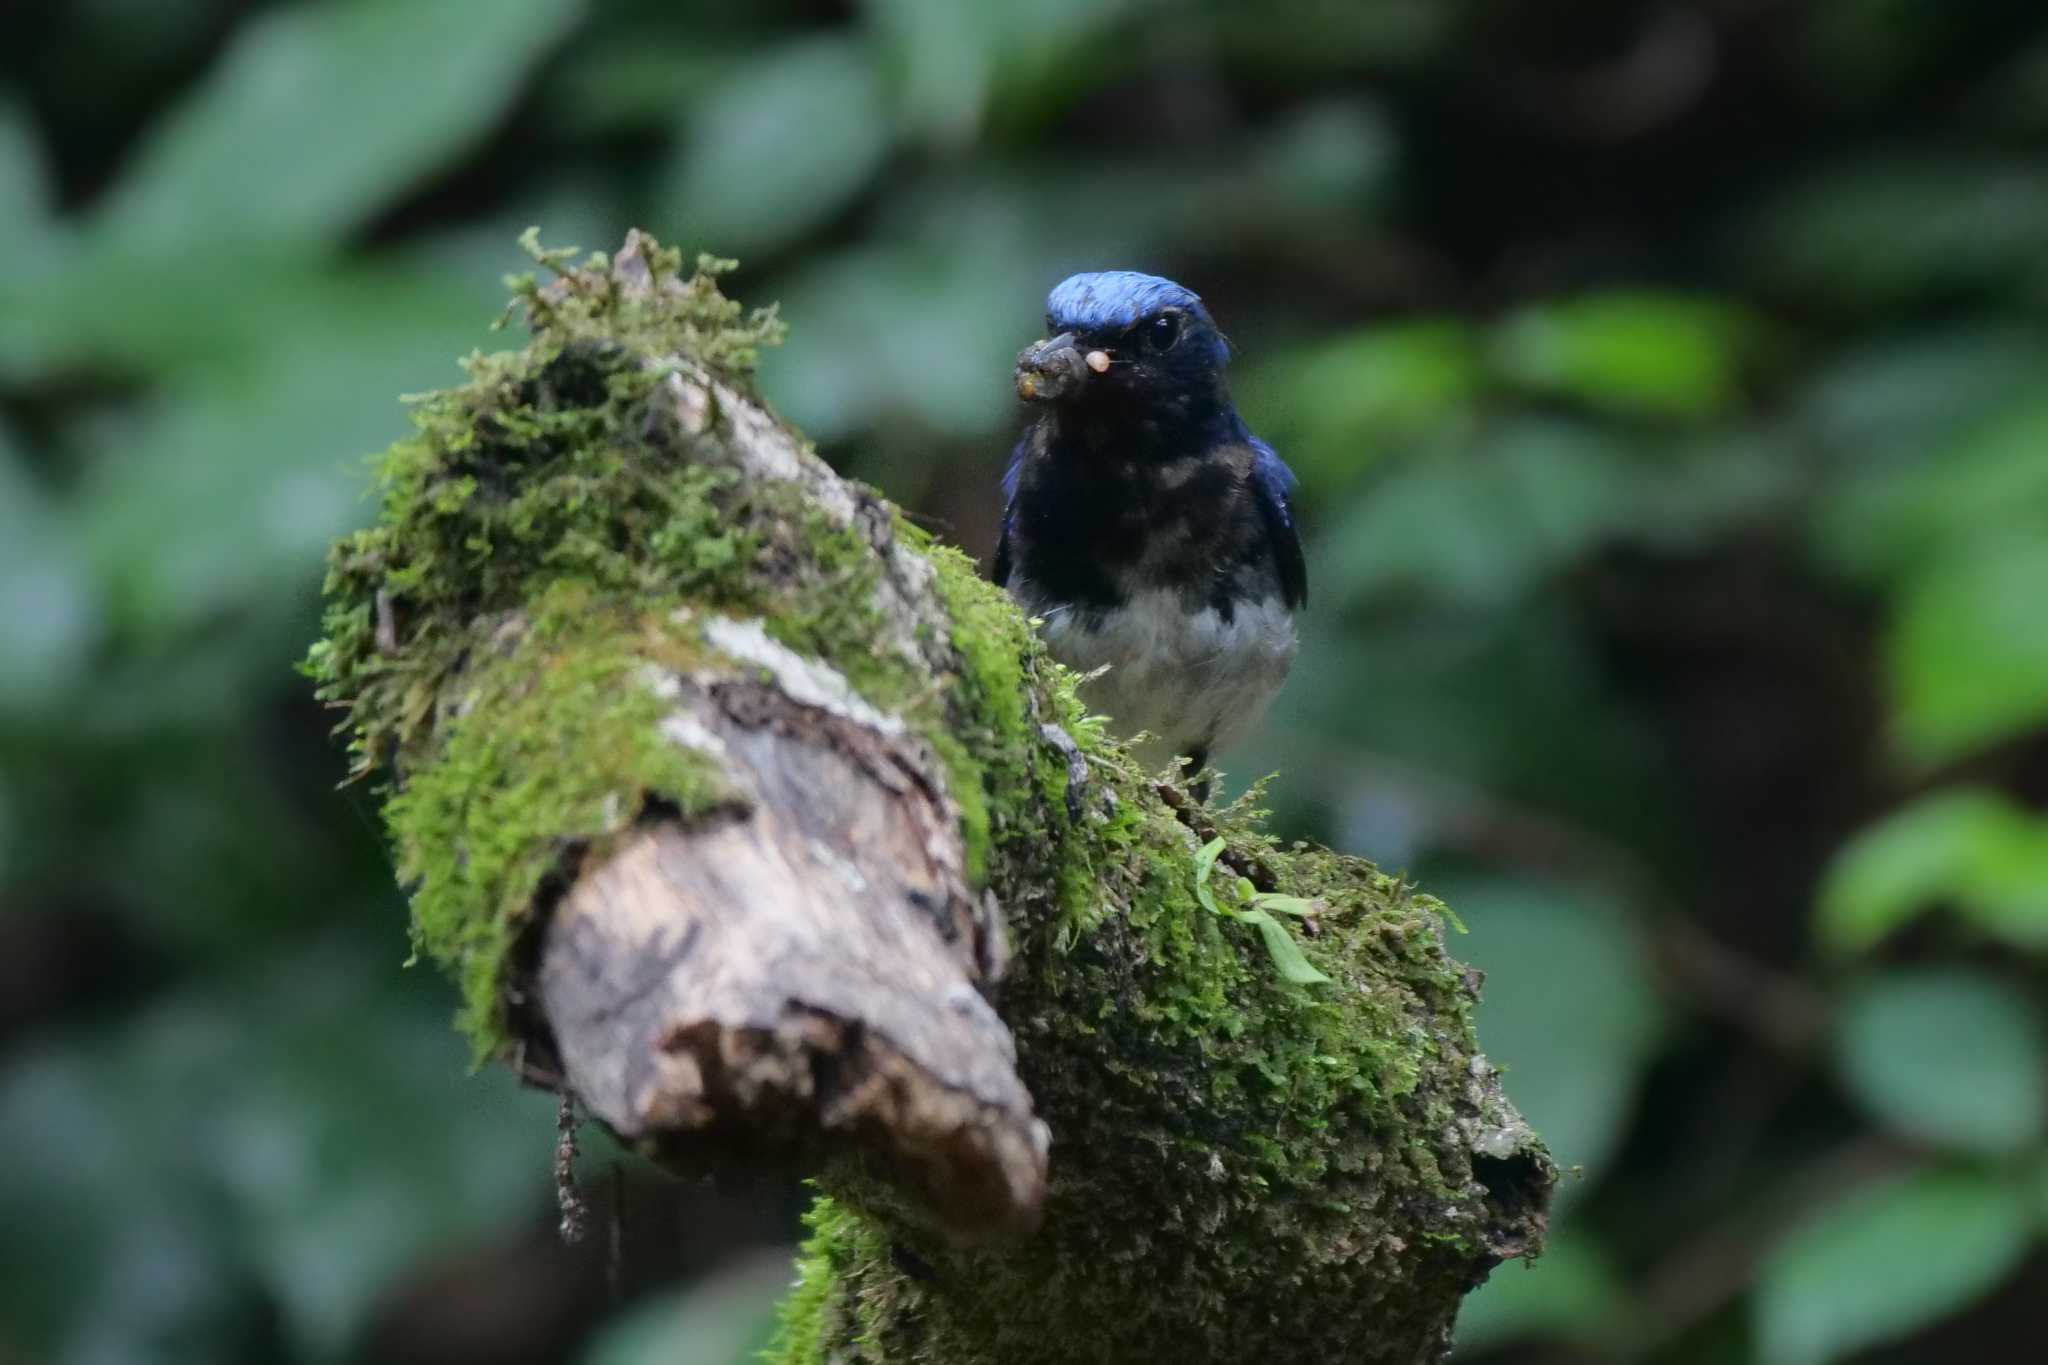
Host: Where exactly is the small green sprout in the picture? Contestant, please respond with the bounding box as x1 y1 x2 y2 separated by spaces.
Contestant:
1193 837 1331 986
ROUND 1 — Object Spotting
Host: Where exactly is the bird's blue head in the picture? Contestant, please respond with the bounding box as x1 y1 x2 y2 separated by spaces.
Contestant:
1016 271 1234 430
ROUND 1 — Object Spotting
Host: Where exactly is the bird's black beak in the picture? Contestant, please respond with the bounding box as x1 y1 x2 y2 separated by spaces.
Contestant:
1015 332 1087 403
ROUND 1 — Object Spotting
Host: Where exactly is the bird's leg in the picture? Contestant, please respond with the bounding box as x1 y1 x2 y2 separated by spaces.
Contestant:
1152 761 1282 893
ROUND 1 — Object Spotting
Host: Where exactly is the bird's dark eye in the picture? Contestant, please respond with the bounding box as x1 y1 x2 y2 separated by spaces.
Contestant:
1142 312 1182 353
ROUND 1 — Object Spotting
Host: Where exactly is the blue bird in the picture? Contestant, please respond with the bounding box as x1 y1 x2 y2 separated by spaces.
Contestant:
995 271 1306 788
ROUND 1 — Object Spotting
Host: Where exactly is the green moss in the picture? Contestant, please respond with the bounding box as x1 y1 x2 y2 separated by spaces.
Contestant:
760 455 1531 1361
385 584 732 1055
305 240 889 1056
508 229 787 377
923 541 1045 882
763 1196 869 1365
761 1220 830 1365
311 403 762 773
764 628 1541 1361
761 501 919 709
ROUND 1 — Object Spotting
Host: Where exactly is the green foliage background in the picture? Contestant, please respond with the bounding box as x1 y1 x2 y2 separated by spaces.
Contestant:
3 2 2046 1362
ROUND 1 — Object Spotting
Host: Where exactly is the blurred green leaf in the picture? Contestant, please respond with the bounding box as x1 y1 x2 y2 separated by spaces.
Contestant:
1490 292 1758 421
579 1249 794 1365
1320 419 1633 611
763 221 1052 440
762 98 1400 439
90 0 582 252
1755 1167 2035 1365
1256 98 1398 212
1444 879 1663 1189
1004 103 1392 253
1628 430 1802 551
1241 319 1481 486
1818 788 2048 954
866 0 994 141
0 101 64 276
1452 1226 1630 1353
1834 969 2047 1155
865 0 1128 141
658 37 890 257
546 38 746 137
1799 327 2048 479
1280 601 1682 862
1315 418 1790 617
1738 156 2048 310
0 427 99 714
1888 534 2048 767
0 939 554 1361
0 254 501 640
1814 397 2048 585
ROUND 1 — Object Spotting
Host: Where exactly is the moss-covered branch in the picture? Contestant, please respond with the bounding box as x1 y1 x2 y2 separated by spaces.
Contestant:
308 231 1552 1364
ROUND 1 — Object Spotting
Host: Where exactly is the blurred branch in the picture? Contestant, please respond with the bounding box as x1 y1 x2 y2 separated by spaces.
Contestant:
1616 1136 1905 1360
1296 743 1830 1051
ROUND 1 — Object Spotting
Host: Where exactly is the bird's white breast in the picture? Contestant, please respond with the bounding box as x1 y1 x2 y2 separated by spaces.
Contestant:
1036 587 1297 771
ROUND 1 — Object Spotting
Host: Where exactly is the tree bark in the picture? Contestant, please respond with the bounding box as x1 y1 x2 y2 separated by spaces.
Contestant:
309 232 1553 1365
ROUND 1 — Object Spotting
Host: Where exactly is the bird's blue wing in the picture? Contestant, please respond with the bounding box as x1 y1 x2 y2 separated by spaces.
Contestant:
993 435 1027 588
1249 438 1307 610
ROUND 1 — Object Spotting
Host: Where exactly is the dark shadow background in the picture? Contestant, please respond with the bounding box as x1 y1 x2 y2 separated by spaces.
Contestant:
3 2 2046 1362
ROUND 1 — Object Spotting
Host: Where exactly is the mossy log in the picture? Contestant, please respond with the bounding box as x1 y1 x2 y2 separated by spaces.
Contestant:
308 232 1553 1364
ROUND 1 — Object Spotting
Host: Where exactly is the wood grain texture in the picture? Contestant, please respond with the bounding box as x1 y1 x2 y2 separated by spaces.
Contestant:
538 669 1045 1243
